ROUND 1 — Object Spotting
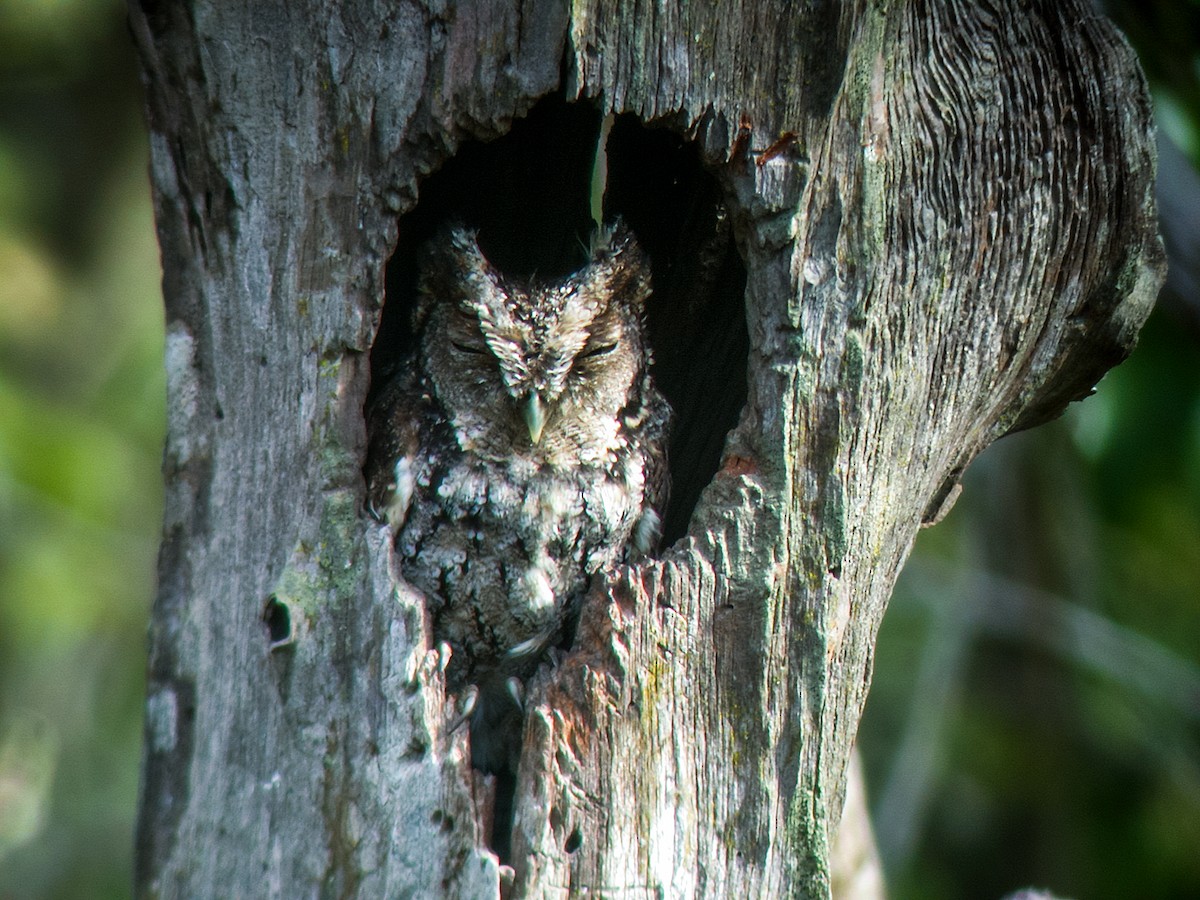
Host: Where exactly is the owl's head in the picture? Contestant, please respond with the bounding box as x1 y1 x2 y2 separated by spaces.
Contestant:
418 223 653 465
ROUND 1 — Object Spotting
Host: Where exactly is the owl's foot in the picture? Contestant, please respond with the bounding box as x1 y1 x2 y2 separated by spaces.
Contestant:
449 684 479 733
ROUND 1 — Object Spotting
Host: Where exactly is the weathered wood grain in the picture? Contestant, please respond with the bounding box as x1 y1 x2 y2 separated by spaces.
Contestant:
131 0 1162 897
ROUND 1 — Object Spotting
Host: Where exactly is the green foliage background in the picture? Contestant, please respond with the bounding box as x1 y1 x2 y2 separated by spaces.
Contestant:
0 2 1196 898
0 2 161 896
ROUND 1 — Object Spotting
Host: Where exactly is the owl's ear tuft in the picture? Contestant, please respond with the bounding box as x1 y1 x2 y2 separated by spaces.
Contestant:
413 224 499 326
421 224 490 283
443 225 490 277
585 221 652 309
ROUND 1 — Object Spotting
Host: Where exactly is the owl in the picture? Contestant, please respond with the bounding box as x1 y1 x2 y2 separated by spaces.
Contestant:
366 222 671 776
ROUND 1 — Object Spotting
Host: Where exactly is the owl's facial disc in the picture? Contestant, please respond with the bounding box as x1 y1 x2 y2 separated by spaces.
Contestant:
513 318 627 448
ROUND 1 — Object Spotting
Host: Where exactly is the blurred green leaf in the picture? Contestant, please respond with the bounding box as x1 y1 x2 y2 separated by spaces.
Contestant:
0 714 58 860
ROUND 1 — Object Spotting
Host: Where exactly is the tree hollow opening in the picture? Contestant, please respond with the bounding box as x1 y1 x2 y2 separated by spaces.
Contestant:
371 94 749 544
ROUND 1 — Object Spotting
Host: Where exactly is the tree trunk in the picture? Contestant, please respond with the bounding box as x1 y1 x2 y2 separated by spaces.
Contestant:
130 1 1162 897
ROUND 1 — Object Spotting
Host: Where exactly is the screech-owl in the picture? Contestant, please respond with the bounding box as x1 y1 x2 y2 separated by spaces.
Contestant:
366 222 671 775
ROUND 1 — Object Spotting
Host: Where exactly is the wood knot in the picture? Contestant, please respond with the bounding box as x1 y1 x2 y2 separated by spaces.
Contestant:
719 453 758 477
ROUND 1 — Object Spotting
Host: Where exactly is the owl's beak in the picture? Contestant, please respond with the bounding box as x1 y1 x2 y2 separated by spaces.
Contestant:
524 393 547 445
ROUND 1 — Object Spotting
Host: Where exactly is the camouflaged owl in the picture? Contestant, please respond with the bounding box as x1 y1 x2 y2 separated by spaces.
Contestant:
366 222 671 774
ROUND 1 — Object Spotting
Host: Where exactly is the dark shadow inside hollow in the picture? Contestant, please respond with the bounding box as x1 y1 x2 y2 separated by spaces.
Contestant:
371 94 749 545
602 114 750 543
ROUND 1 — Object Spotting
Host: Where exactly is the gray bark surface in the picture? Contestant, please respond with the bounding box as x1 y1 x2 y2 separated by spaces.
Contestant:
131 0 1162 897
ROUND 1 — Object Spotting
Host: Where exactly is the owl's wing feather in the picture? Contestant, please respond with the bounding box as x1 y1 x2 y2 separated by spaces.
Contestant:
634 390 673 555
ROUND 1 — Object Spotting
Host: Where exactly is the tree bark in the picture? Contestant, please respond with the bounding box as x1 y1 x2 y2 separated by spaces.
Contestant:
130 1 1162 897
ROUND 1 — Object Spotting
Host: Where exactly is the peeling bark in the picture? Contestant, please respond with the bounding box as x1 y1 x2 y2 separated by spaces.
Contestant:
132 1 1162 898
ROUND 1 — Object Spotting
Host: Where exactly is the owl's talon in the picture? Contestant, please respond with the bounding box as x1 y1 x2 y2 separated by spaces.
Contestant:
449 685 479 733
436 641 453 673
505 634 547 660
504 677 525 711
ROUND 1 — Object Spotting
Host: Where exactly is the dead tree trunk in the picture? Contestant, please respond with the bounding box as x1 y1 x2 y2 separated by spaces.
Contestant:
131 1 1162 897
